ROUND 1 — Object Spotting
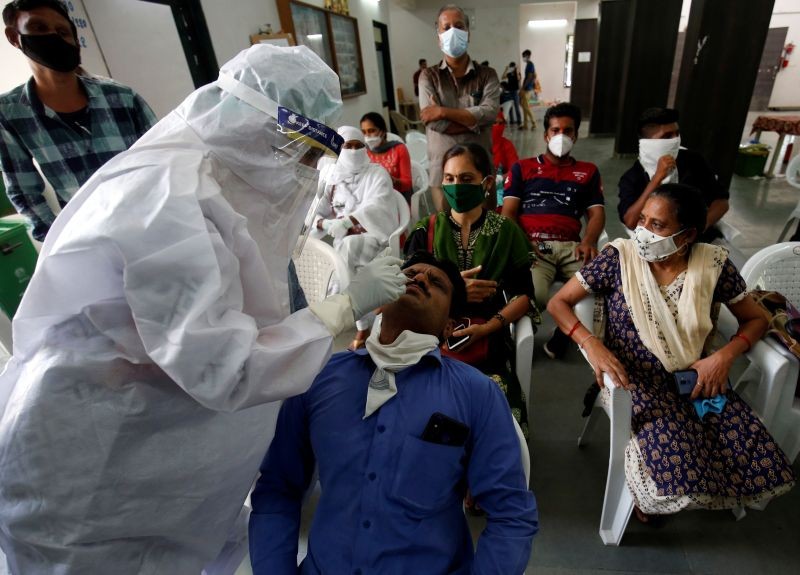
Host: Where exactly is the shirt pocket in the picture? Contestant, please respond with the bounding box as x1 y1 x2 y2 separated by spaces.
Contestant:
390 434 465 515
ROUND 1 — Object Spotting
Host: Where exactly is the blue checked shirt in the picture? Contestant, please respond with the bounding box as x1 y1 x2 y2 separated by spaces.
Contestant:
0 76 156 240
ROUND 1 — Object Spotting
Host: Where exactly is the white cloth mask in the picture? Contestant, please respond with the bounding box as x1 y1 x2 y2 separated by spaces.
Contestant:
439 27 469 58
363 314 439 418
633 225 686 262
365 136 382 150
337 148 369 172
639 137 680 183
547 133 573 158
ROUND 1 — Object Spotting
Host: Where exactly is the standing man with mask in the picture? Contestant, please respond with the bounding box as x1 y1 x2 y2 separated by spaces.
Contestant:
0 44 406 575
419 3 500 212
0 0 156 241
502 102 604 359
618 107 730 243
519 49 537 131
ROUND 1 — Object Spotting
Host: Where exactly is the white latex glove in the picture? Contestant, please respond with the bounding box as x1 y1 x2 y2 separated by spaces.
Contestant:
345 252 405 320
322 217 353 239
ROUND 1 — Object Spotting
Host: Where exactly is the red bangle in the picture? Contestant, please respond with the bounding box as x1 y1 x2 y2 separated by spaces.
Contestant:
567 320 582 338
731 333 752 351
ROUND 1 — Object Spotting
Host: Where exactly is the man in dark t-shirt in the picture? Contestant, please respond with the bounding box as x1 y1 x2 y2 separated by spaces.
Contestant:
618 107 730 243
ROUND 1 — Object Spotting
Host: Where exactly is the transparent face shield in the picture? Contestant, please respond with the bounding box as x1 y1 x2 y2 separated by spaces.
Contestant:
215 72 344 258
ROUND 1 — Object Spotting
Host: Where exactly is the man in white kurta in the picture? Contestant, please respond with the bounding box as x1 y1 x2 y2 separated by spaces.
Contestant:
0 44 405 575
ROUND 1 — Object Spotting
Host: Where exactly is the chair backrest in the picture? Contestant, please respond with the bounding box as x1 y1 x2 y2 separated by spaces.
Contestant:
512 416 531 484
740 242 800 307
777 202 800 243
411 160 429 194
389 192 411 258
386 131 403 143
0 307 11 356
787 153 800 189
292 237 351 304
388 110 409 140
406 137 428 167
405 130 426 144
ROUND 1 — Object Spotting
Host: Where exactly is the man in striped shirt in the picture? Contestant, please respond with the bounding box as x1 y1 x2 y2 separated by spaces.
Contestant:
1 0 155 240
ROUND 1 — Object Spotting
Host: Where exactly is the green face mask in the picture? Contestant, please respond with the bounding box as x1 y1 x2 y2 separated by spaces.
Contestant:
442 181 487 213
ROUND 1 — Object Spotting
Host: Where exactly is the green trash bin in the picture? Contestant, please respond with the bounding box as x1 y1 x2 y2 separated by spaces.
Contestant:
0 220 37 317
734 143 770 177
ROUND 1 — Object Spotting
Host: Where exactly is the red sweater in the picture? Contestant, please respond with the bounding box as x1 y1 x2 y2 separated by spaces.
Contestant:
367 143 412 196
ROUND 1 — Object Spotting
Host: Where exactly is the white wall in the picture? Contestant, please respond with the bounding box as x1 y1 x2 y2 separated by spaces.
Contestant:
83 0 194 118
519 2 577 104
768 0 800 108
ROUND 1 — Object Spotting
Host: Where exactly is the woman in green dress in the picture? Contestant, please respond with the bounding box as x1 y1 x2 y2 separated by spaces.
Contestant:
404 143 536 438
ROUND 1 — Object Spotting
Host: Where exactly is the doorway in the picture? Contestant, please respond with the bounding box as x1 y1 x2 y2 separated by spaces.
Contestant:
373 21 395 112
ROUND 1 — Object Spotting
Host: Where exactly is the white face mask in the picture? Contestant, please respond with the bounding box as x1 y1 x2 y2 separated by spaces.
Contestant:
439 27 468 58
633 225 687 262
365 135 382 150
547 133 573 158
639 136 681 182
336 147 369 172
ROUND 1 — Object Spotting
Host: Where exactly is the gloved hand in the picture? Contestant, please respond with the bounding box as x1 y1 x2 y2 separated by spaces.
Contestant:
345 252 406 320
321 217 353 239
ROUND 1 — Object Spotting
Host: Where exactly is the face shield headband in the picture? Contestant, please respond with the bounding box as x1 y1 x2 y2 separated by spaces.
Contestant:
216 72 344 257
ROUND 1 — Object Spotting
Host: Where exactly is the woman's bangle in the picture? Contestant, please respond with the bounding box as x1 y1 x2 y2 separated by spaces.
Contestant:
578 334 596 349
567 320 582 338
492 312 508 327
731 332 752 352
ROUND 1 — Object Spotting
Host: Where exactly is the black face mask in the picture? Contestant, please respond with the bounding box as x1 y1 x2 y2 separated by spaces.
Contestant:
19 33 80 73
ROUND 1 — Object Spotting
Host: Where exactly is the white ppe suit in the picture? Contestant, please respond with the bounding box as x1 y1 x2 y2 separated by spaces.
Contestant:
0 44 394 574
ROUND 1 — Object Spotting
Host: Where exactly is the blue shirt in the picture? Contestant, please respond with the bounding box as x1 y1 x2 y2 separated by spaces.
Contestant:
0 76 156 240
249 348 538 575
523 61 536 91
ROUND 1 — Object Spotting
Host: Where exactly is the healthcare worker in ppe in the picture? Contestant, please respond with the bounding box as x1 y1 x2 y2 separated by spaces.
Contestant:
0 43 405 575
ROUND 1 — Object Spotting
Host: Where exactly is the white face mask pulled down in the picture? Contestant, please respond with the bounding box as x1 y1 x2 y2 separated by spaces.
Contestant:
639 137 680 183
633 225 687 262
547 133 573 158
363 314 439 419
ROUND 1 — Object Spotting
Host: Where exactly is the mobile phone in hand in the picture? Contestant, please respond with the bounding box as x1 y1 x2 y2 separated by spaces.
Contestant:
673 369 698 396
446 318 471 351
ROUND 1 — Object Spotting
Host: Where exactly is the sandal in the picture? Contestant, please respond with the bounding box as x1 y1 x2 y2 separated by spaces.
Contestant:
633 506 667 528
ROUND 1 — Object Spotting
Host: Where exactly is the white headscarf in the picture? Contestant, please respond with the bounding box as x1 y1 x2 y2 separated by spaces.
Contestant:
331 126 370 184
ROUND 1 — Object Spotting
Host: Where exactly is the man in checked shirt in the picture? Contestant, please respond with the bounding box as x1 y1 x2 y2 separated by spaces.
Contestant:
1 0 155 241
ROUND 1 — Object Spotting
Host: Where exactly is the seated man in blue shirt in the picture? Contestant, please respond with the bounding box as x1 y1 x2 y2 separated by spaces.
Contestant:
249 251 538 575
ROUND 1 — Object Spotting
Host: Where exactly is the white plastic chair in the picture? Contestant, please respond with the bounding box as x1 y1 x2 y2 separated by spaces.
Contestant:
512 315 534 409
292 237 351 304
405 130 426 144
388 192 411 258
0 308 11 357
406 136 428 168
386 132 403 143
777 159 800 242
734 242 800 461
573 291 790 545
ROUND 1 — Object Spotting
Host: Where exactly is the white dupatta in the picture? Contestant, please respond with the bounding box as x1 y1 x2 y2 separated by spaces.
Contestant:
611 239 728 373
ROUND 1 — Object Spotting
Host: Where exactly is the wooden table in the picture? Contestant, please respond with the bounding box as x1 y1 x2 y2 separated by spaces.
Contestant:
751 115 800 177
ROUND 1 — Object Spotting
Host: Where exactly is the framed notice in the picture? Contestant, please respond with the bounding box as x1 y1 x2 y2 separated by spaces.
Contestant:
277 0 367 99
250 32 295 47
330 13 366 97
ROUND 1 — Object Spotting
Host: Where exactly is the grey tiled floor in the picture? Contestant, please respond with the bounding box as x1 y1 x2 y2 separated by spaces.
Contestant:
235 111 800 575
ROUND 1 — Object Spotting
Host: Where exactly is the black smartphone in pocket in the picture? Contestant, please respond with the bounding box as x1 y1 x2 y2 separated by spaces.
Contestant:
673 369 698 396
421 412 470 446
446 318 471 351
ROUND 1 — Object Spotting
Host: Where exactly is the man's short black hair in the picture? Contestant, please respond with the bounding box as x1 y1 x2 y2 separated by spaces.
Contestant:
402 251 467 319
544 102 581 132
636 107 679 137
3 0 76 40
419 58 427 66
522 49 531 58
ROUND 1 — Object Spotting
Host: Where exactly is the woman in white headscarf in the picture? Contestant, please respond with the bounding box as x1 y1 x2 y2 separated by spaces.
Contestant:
0 44 405 575
315 125 400 348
